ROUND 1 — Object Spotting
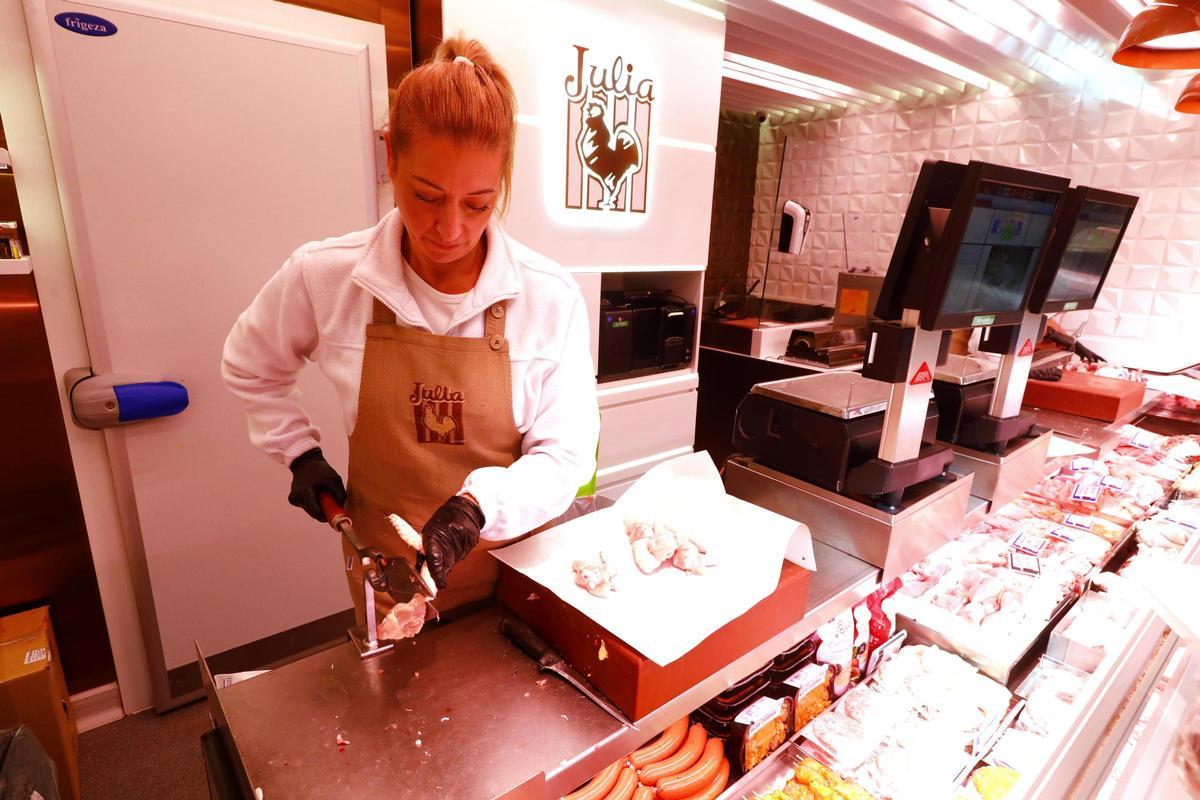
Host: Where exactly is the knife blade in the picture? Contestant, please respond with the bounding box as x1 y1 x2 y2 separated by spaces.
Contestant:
499 616 630 727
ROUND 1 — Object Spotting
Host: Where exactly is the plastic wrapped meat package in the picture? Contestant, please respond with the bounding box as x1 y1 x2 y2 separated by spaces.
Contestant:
1056 591 1136 657
1029 468 1158 526
998 516 1111 579
1133 505 1200 553
992 494 1127 545
892 532 1079 667
990 658 1089 774
1113 425 1200 466
800 646 1013 800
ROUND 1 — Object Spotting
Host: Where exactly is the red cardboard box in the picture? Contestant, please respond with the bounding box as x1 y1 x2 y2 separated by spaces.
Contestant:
498 561 812 721
1024 371 1146 422
0 607 80 800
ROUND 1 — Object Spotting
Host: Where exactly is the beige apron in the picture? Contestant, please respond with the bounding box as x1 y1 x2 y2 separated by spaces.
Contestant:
342 296 523 623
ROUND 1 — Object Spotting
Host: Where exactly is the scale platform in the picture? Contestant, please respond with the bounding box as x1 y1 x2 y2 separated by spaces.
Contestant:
734 372 951 506
724 455 972 582
934 353 1001 385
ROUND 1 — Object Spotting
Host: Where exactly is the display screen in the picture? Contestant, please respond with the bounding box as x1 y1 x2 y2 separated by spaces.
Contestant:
940 181 1060 317
1045 201 1132 303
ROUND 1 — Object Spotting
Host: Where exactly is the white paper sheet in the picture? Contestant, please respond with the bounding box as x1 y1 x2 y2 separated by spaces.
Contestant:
1147 374 1200 403
492 452 809 666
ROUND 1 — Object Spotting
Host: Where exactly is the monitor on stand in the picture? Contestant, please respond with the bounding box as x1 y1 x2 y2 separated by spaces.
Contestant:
850 160 1070 508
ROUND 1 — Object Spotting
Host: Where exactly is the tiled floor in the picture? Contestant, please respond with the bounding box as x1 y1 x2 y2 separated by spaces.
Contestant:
79 701 210 800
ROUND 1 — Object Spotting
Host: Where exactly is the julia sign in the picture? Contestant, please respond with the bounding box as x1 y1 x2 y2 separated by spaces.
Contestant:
564 45 654 214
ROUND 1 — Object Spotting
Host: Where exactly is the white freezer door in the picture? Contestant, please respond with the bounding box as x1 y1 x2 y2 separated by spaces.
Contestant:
25 0 390 706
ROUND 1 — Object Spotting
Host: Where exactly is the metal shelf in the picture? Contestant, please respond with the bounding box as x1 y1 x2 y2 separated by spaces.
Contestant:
543 540 880 798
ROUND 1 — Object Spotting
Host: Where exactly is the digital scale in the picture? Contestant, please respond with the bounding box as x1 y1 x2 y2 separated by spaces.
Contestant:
730 160 1138 579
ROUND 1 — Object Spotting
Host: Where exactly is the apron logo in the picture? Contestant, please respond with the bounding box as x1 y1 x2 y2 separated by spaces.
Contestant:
410 383 465 445
564 44 654 213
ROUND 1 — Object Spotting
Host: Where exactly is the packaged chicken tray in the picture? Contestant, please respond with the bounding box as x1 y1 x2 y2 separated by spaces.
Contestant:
797 645 1018 800
992 493 1128 545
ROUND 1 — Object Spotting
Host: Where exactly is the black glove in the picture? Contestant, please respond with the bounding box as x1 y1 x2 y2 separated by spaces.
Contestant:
422 495 485 590
1073 340 1102 364
288 448 346 522
1030 367 1063 382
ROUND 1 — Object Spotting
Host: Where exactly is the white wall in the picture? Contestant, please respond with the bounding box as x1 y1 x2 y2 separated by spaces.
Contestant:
749 68 1200 373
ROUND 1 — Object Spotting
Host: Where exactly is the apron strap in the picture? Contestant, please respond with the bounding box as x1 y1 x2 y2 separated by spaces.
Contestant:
372 297 394 324
483 301 508 349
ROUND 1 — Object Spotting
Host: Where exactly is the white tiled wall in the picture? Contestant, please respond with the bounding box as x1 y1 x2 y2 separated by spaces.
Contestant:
749 71 1200 372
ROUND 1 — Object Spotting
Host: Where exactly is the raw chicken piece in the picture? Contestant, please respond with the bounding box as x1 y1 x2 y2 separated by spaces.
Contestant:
378 594 427 641
630 538 664 574
671 538 705 574
572 553 617 596
647 521 680 561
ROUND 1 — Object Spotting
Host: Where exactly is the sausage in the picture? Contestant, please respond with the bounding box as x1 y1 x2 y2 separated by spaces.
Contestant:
638 723 706 786
563 760 622 800
629 717 690 768
603 766 638 800
632 787 655 800
656 738 724 799
679 758 730 800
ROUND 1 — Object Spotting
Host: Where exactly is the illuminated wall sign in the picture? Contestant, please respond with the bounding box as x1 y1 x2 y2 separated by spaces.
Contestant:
564 45 655 214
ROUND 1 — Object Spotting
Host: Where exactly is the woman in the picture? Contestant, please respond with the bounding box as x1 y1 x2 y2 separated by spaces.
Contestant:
221 37 599 620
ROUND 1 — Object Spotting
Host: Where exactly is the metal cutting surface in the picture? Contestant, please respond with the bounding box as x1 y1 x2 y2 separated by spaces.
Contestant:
216 606 622 799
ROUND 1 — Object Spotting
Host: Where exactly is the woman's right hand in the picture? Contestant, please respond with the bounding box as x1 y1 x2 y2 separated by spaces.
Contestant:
288 448 346 522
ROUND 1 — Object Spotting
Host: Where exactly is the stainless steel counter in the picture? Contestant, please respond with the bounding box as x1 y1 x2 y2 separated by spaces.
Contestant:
209 541 878 800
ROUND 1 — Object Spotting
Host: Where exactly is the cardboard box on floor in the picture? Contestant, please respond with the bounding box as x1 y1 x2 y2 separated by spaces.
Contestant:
0 607 80 800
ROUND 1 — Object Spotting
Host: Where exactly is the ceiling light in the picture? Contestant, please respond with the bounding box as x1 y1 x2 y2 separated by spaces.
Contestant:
723 61 863 104
722 67 842 108
1175 71 1200 111
1114 1 1200 68
724 51 889 101
767 0 990 88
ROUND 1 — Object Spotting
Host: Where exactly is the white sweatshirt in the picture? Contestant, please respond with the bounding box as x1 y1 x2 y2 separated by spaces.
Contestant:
221 208 599 542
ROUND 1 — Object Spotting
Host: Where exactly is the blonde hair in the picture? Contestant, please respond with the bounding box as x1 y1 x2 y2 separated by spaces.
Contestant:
389 36 518 214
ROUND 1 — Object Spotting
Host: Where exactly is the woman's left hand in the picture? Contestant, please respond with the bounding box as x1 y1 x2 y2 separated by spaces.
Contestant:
422 494 485 589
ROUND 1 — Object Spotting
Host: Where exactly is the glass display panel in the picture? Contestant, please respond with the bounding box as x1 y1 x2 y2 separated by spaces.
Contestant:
940 181 1060 316
1045 201 1132 303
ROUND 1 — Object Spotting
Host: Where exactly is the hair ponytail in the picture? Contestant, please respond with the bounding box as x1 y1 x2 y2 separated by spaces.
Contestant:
388 35 518 214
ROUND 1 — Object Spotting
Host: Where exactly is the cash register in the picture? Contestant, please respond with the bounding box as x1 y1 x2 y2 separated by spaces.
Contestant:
726 160 1072 579
932 186 1138 506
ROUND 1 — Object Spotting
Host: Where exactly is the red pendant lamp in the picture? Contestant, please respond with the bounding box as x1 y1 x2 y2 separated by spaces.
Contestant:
1113 1 1200 112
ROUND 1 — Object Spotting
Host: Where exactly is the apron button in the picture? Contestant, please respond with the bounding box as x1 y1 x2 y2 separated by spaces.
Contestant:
489 334 505 351
490 304 505 319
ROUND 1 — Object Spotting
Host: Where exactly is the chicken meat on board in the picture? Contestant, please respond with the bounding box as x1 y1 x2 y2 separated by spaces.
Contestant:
573 552 617 597
623 512 712 575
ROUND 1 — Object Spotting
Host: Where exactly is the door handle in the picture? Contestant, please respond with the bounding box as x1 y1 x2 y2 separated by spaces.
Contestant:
65 368 189 429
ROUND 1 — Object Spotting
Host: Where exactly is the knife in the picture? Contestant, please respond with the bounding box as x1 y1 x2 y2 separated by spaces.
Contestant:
499 616 630 727
319 492 437 603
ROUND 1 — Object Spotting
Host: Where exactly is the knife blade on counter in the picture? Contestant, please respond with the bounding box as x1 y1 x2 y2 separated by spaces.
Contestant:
499 616 631 727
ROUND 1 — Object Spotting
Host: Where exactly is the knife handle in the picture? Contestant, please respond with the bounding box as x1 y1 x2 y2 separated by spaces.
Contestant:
319 491 350 531
500 616 555 664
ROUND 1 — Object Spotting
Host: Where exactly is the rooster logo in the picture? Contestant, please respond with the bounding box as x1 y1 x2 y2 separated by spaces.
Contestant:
576 90 644 211
421 402 458 443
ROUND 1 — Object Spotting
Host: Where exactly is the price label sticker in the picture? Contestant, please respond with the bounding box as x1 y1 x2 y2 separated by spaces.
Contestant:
1047 526 1076 542
1100 476 1127 492
1008 551 1041 576
1128 430 1158 450
1064 513 1094 530
1010 531 1048 555
1072 482 1101 503
1069 457 1096 472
